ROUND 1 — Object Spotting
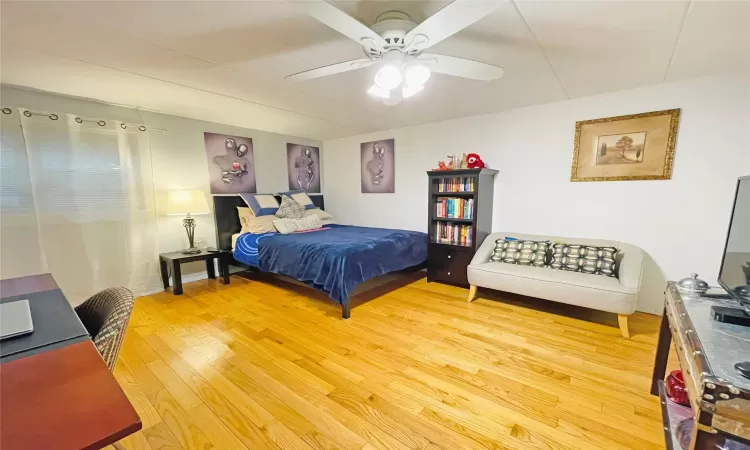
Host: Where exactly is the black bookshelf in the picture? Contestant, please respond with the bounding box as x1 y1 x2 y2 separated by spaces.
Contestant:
426 168 498 286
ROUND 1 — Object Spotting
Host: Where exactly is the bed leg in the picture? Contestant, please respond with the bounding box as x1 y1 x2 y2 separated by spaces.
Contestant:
342 302 351 319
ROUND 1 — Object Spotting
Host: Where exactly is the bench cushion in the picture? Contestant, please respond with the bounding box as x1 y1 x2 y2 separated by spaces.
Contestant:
468 261 638 314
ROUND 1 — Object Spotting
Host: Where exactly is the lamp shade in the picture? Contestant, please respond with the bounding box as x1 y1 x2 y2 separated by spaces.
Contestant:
165 189 210 216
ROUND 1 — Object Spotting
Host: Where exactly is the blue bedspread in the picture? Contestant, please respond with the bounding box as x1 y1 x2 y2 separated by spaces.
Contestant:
233 224 427 305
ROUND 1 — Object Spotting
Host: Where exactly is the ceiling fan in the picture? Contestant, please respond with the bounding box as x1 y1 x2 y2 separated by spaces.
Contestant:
286 0 505 105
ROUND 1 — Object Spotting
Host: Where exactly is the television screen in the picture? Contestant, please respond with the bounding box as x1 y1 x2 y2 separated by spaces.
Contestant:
719 177 750 301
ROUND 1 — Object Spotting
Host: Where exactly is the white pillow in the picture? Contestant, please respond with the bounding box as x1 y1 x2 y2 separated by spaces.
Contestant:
237 206 276 233
273 215 323 234
304 208 335 223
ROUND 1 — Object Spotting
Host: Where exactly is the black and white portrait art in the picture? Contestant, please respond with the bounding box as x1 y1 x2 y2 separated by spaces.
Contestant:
286 143 321 193
360 138 395 193
204 132 256 194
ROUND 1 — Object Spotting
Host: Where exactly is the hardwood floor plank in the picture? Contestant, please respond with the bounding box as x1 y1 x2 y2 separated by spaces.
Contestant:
212 359 318 437
295 358 373 400
263 419 315 450
190 403 250 449
365 394 485 450
113 276 665 450
141 333 282 449
114 359 163 429
149 390 213 450
119 334 166 404
327 389 431 449
117 431 152 450
225 355 368 450
141 421 183 450
146 360 203 411
146 331 276 428
227 328 336 395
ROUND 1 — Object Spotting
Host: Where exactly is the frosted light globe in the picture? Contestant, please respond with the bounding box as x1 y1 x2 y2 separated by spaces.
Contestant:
402 84 424 98
367 84 390 99
374 65 403 90
405 64 431 87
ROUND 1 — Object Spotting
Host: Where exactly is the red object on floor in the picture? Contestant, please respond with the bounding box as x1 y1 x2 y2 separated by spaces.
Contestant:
666 370 690 406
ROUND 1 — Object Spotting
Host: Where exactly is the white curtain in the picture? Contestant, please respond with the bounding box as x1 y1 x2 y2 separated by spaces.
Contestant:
0 110 158 305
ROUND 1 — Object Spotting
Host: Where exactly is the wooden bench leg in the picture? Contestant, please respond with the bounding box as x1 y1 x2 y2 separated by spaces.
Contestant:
467 285 477 302
618 314 630 339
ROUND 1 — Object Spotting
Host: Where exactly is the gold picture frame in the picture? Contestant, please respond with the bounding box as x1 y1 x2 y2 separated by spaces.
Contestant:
571 109 680 182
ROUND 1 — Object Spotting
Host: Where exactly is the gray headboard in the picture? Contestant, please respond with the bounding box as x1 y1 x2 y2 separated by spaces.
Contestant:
213 194 325 251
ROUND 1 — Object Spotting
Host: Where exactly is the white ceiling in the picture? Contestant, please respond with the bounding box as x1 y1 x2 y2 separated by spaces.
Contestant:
1 1 748 140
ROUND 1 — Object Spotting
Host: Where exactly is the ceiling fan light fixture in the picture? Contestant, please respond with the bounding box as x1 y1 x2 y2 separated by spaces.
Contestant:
367 84 391 99
405 64 431 88
402 84 424 98
374 64 403 90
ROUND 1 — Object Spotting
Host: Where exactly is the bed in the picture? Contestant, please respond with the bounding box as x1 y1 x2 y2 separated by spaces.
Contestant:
213 195 428 318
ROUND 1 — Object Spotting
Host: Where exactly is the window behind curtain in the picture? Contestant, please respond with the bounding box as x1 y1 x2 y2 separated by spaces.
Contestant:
0 111 159 305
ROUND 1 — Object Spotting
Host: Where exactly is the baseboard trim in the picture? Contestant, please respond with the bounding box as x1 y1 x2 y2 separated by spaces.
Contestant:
135 272 209 298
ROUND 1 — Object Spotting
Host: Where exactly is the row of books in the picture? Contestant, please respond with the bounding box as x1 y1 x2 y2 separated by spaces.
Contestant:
435 197 474 219
434 223 473 247
436 177 474 192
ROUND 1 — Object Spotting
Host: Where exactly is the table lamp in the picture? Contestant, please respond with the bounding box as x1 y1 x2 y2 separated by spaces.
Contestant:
166 189 210 254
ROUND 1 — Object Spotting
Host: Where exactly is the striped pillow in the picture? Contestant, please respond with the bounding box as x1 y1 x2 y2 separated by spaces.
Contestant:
239 193 279 216
280 189 315 210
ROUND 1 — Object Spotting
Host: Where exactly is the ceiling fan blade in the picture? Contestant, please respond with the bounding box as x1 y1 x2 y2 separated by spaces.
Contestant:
304 1 388 51
404 0 503 52
285 58 375 82
419 53 504 81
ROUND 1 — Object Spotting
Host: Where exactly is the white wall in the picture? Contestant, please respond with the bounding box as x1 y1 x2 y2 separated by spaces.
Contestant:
137 110 321 257
323 73 750 314
0 86 321 290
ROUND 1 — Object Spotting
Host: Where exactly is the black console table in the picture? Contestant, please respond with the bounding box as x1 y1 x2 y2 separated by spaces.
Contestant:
159 250 230 295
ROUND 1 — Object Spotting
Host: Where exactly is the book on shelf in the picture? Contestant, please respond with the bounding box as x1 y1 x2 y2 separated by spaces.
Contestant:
434 222 473 246
435 197 474 220
437 176 474 193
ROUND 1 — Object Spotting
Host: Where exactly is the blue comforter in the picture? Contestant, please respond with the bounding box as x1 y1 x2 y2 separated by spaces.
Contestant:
233 224 427 305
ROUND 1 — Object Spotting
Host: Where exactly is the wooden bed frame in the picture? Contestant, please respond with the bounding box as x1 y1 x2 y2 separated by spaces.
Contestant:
212 194 425 318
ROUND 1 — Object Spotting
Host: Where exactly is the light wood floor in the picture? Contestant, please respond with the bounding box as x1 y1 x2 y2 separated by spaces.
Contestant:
112 274 668 450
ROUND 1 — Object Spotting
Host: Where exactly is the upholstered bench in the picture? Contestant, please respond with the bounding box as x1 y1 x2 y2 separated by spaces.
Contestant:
466 232 644 338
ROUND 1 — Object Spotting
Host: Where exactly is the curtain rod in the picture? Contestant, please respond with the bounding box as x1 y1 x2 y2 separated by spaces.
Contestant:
1 107 166 132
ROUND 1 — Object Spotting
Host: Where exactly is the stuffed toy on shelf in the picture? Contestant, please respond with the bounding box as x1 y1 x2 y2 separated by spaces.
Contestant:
466 153 485 169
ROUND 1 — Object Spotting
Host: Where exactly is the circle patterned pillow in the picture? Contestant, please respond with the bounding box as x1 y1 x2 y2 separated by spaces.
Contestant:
549 243 618 277
491 239 550 267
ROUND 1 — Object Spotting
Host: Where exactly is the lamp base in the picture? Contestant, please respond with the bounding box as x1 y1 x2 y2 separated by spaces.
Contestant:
181 215 200 254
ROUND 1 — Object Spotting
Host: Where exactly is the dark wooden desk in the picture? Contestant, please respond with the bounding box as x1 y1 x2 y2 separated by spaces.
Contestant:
0 274 141 450
159 249 230 295
0 272 58 297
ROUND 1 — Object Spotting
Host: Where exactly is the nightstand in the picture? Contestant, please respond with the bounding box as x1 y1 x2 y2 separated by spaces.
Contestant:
159 250 230 295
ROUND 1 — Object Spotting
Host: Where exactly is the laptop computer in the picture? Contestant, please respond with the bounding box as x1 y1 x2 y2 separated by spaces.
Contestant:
0 299 34 340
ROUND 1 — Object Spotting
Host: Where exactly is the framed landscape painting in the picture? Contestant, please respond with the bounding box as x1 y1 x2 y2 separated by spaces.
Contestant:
571 109 680 182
